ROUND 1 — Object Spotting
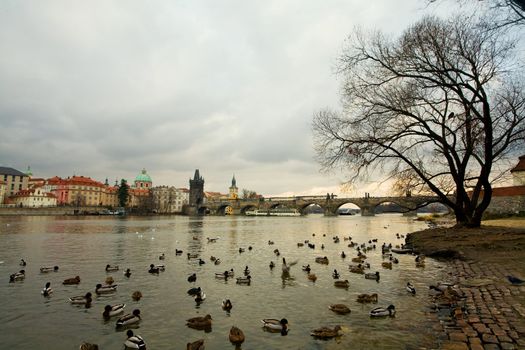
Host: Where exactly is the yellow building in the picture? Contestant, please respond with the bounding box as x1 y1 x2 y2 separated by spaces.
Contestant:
0 166 29 200
11 187 57 207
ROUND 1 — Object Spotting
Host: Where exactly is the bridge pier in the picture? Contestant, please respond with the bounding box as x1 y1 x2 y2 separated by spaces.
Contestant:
402 210 418 217
361 206 375 216
324 208 337 216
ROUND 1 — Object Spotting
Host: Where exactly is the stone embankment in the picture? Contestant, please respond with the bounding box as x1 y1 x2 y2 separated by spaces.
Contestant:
407 222 525 350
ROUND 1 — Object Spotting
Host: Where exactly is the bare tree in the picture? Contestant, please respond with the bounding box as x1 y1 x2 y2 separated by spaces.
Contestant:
429 0 525 28
313 16 525 228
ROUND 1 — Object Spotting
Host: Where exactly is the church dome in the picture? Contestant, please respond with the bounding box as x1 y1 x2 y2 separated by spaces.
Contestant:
135 168 152 183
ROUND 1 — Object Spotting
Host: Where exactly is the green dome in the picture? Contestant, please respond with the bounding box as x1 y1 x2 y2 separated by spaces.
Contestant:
135 168 152 183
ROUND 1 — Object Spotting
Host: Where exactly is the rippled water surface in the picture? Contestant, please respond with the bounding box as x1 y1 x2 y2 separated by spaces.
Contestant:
0 214 445 349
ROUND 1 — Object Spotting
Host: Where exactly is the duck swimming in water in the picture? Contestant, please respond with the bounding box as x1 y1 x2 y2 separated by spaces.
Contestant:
188 287 201 296
105 264 119 272
186 314 212 329
63 276 81 285
41 282 53 296
406 282 416 294
365 271 380 281
40 266 59 273
187 273 197 283
132 291 143 301
186 339 204 350
357 293 378 303
332 269 340 279
261 318 288 335
229 326 245 345
116 309 141 328
236 276 251 285
124 329 146 349
328 304 351 315
20 259 26 266
9 270 25 282
334 280 350 288
96 283 117 294
124 269 132 278
103 304 126 319
310 325 342 339
369 304 396 317
269 261 275 269
222 299 233 311
69 292 93 306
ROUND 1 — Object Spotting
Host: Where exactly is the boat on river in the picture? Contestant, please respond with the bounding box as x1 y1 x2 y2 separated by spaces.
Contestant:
246 208 301 217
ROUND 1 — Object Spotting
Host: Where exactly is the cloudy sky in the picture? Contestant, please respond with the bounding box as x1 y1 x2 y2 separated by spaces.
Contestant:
0 0 460 197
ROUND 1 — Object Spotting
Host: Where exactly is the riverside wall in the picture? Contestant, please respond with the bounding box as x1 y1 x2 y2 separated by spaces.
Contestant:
0 206 105 216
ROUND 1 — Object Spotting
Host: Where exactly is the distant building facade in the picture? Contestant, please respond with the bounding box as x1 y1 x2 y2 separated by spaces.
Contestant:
0 180 5 205
11 187 57 207
0 167 29 200
152 186 189 213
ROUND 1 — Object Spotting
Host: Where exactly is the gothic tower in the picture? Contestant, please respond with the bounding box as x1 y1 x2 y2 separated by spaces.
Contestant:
189 169 205 206
229 174 238 199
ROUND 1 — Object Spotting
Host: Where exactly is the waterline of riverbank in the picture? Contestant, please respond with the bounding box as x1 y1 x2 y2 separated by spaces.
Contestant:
407 220 525 349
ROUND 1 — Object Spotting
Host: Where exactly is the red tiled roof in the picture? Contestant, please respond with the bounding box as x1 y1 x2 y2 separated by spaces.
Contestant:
492 186 525 197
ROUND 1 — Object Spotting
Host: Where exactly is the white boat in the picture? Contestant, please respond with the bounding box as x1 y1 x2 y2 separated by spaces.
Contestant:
268 208 301 217
245 209 269 216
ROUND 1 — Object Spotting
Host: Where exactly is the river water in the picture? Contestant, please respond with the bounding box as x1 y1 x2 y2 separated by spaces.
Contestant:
0 214 445 349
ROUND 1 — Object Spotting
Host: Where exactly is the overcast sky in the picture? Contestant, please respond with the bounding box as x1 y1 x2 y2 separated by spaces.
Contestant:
0 0 460 197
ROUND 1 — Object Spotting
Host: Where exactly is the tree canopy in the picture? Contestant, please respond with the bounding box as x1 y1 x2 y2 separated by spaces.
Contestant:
313 15 525 227
117 179 129 208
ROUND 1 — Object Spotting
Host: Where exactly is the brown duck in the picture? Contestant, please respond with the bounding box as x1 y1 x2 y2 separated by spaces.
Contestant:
186 314 212 329
229 326 245 345
310 325 342 339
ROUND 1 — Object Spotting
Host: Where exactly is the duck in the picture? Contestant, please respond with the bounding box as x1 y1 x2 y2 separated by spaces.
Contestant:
20 259 26 266
124 329 146 349
148 264 160 274
207 237 219 243
159 253 165 260
187 273 197 283
406 282 416 294
261 318 288 335
332 269 340 279
222 299 233 311
238 248 245 253
357 293 378 303
307 273 317 282
186 339 205 350
79 342 99 350
382 262 392 269
349 265 364 274
236 276 251 285
310 325 342 339
186 314 212 329
69 292 93 305
103 303 126 318
194 291 206 303
175 249 183 255
315 256 329 264
187 253 198 259
124 269 132 278
9 270 25 282
244 266 250 276
370 304 396 317
302 264 311 273
328 304 351 315
40 266 59 273
95 283 117 294
116 309 141 328
229 326 245 345
131 291 142 301
105 276 115 285
507 275 525 285
63 276 81 285
297 242 304 247
105 264 119 272
198 258 205 265
268 240 275 245
187 287 201 296
41 282 53 296
365 271 380 281
334 280 350 288
214 258 221 265
269 261 275 269
341 251 346 258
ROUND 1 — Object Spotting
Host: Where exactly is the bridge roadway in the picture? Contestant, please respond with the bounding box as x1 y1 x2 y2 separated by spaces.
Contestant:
199 195 448 216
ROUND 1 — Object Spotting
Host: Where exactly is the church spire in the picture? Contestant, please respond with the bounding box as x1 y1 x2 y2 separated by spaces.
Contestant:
232 174 236 187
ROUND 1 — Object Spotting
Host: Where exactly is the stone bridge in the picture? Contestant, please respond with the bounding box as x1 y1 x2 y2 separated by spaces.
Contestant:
198 195 451 216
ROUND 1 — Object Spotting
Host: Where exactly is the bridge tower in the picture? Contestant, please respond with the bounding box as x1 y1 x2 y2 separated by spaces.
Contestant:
186 169 204 215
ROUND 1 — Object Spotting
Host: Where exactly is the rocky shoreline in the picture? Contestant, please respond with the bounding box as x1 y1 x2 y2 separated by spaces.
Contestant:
407 223 525 349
